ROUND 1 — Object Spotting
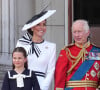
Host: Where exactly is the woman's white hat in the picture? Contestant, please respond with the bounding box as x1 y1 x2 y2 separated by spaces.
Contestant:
22 10 56 31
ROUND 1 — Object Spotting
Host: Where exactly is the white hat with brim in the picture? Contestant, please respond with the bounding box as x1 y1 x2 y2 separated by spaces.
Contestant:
22 10 56 31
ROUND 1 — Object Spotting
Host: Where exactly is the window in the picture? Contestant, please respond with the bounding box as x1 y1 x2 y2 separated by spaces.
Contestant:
74 0 100 26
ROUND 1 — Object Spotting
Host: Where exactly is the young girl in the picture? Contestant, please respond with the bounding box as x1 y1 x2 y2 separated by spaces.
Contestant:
1 47 40 90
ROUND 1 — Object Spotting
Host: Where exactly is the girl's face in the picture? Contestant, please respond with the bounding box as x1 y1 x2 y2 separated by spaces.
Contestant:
31 20 46 38
13 52 27 69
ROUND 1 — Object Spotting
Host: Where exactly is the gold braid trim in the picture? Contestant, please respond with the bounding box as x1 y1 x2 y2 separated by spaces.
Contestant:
66 80 98 88
56 88 63 90
66 41 90 75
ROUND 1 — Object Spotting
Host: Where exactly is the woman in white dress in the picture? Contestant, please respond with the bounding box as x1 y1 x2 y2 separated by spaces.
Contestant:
16 10 56 90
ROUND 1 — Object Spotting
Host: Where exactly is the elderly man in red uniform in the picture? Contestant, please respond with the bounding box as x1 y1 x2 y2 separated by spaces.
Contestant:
55 19 100 90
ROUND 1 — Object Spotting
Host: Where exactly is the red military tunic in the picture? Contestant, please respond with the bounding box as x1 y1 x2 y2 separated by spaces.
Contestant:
55 42 100 90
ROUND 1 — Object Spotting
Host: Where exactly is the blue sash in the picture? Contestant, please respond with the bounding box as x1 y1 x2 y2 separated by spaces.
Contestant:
65 46 100 90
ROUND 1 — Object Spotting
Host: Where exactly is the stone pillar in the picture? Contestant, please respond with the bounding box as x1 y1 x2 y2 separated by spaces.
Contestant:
2 0 10 53
0 0 1 52
9 0 15 53
65 0 68 45
0 0 15 88
0 0 15 65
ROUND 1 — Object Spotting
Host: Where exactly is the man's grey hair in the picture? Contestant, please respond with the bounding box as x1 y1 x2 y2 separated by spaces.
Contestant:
72 19 89 33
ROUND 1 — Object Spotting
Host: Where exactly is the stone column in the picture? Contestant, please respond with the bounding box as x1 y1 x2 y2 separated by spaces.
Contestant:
2 0 10 53
0 0 1 52
0 0 14 88
0 0 15 65
9 0 15 53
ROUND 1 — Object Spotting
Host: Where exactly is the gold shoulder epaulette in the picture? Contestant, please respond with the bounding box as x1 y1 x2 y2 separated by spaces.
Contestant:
62 43 74 50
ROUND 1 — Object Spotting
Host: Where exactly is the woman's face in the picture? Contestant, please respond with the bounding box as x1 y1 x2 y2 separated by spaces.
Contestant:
13 52 27 69
32 20 46 38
